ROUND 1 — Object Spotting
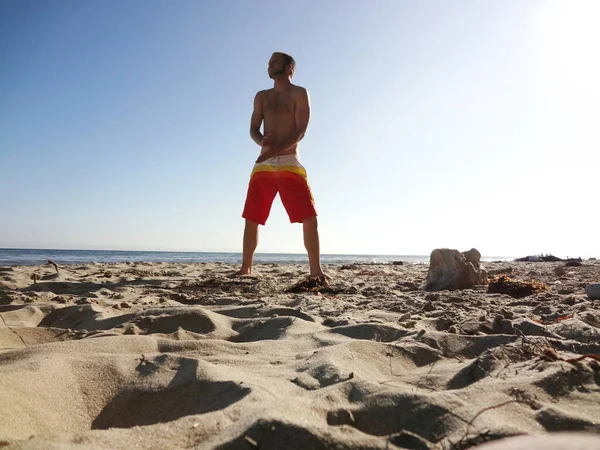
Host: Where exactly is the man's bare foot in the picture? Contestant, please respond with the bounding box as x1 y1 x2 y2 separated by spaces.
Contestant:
306 273 331 286
232 268 251 277
309 271 331 280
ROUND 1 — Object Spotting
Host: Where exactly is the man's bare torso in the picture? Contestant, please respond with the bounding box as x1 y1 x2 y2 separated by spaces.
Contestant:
260 86 304 156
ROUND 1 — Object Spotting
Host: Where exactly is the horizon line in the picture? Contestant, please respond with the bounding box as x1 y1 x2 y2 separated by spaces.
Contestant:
0 246 522 258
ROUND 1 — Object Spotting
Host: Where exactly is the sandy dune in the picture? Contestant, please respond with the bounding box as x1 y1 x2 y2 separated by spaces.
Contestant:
1 260 599 449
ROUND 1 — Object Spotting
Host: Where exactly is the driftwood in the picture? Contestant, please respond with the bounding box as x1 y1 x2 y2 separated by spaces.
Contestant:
47 259 60 273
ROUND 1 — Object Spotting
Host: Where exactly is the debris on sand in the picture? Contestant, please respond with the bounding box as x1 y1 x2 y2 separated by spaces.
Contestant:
586 283 600 300
284 276 334 294
487 275 548 298
424 248 486 291
515 255 562 262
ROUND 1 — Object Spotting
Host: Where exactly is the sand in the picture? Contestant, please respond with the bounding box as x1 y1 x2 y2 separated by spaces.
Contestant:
1 259 599 449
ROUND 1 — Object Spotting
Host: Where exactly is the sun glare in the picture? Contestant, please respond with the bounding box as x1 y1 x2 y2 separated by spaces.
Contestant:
534 0 600 97
530 0 600 172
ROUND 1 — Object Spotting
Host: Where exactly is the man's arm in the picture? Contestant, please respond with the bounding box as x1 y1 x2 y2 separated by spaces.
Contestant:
250 91 265 146
272 88 311 152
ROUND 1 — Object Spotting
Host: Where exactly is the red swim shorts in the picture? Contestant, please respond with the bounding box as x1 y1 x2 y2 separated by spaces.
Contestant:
242 155 317 225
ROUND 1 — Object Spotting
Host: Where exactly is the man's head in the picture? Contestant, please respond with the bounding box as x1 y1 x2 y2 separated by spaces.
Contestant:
268 52 296 80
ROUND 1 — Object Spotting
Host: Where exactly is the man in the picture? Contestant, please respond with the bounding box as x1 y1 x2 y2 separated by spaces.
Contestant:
239 52 327 280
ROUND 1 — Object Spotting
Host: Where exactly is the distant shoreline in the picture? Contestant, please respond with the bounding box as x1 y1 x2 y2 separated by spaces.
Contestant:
0 248 518 267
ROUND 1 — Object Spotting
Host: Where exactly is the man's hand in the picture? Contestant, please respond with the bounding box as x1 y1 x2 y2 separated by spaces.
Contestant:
255 147 275 164
255 133 278 163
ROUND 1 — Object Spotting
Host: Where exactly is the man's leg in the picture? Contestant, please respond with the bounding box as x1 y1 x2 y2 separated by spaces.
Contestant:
302 216 326 277
240 170 277 275
276 163 326 278
240 219 259 275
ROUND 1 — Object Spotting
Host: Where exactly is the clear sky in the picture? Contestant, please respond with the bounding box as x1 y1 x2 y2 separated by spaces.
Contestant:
1 0 598 257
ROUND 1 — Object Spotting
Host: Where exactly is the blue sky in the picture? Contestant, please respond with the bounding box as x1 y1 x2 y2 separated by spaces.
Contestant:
1 0 598 257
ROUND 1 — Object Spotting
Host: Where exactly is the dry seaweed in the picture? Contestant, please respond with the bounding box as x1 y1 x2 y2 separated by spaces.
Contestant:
487 275 548 298
284 276 336 294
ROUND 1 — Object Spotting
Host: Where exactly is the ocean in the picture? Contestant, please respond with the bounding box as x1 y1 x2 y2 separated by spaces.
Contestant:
0 248 512 267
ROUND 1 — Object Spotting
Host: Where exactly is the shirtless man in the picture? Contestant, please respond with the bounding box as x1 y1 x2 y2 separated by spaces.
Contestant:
239 52 326 279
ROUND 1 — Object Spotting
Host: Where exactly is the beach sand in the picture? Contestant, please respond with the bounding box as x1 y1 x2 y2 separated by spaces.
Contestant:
1 259 599 449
